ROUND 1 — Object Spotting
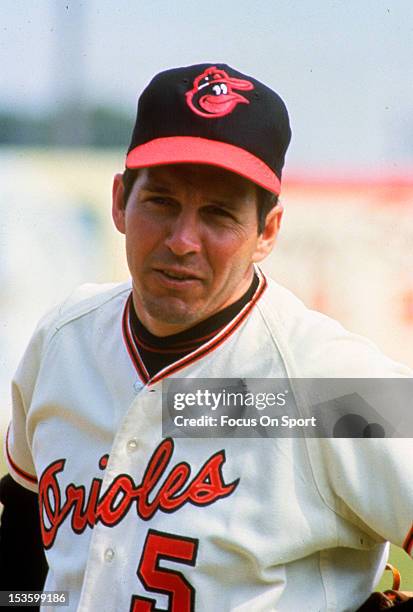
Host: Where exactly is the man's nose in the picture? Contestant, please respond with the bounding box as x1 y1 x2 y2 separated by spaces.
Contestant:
164 212 202 256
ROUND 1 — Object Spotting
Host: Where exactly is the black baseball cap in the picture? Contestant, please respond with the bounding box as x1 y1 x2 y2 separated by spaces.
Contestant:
126 63 291 195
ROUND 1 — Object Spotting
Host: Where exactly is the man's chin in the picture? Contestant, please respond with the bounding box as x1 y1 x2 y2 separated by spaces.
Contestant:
138 296 204 332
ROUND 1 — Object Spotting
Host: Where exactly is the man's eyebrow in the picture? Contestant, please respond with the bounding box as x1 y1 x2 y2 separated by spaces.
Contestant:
139 181 174 194
207 198 242 210
209 191 254 208
139 181 249 208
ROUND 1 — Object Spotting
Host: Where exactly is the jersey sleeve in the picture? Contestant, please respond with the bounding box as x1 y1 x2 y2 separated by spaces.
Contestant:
5 305 60 493
267 285 413 556
306 435 413 556
295 318 413 556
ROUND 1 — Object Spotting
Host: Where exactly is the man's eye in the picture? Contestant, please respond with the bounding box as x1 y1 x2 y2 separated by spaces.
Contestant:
141 196 176 213
205 206 234 220
147 196 172 206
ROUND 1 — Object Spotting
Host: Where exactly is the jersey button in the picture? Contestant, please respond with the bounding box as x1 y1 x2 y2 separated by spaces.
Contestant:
133 381 142 393
104 548 115 562
127 438 138 453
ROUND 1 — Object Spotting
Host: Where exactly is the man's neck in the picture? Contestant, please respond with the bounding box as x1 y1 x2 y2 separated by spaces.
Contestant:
132 269 256 337
128 273 260 380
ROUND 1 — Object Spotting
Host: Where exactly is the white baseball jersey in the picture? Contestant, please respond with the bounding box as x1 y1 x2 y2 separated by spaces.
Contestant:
5 272 413 611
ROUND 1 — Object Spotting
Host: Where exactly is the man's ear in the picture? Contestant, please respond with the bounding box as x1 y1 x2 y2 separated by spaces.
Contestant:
252 203 284 263
112 173 126 234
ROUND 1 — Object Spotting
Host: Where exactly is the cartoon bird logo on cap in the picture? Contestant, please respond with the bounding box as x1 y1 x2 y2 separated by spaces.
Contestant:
185 67 254 118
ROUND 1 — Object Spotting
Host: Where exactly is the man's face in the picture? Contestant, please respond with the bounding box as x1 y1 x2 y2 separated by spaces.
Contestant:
112 164 281 336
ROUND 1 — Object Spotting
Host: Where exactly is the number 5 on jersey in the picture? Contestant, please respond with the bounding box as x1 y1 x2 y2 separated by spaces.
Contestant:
130 530 199 611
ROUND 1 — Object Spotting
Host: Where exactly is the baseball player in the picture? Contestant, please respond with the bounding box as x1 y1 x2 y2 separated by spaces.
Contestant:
2 63 413 612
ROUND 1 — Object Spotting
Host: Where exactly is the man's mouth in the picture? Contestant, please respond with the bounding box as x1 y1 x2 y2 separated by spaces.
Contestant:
154 268 202 282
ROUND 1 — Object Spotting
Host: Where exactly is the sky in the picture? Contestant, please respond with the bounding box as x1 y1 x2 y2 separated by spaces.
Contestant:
1 0 413 172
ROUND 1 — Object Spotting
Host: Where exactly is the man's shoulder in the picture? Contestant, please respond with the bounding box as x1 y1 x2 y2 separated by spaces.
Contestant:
57 280 131 322
36 280 132 341
260 277 348 354
13 281 132 385
262 276 312 316
260 276 412 377
260 276 336 333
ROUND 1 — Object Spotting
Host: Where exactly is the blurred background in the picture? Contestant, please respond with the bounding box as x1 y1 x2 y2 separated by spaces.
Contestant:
1 0 413 590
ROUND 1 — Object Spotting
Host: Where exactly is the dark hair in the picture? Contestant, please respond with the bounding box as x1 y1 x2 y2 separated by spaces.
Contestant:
122 168 278 234
255 186 279 234
122 168 139 208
